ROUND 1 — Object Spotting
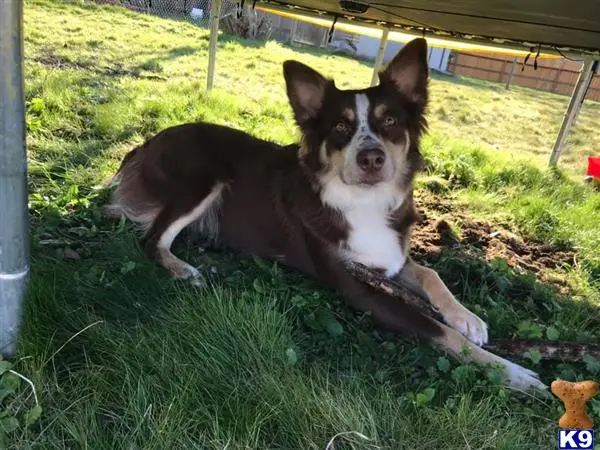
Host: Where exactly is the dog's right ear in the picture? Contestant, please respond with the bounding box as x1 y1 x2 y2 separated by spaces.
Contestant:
283 61 331 126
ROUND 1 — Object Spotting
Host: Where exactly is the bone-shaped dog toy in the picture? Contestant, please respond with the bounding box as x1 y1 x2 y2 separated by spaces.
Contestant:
551 379 599 429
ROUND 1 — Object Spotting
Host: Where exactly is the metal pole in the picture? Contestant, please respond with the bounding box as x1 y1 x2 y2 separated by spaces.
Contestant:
319 27 328 49
370 29 389 86
549 58 595 167
505 56 517 90
0 0 29 357
206 0 223 90
289 19 298 43
572 60 598 127
438 47 447 71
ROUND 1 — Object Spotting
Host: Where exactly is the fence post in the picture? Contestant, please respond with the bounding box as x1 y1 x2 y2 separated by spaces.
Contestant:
206 0 223 90
505 56 517 90
550 59 567 94
549 58 595 166
0 0 29 357
370 28 389 87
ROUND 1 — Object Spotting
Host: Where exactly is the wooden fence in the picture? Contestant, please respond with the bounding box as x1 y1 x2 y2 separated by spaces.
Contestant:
447 52 600 101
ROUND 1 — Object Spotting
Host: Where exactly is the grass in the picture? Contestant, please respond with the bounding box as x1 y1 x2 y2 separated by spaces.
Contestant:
2 0 600 448
427 76 600 175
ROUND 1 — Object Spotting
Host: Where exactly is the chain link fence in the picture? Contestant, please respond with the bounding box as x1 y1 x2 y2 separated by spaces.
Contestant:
94 0 235 27
94 0 358 49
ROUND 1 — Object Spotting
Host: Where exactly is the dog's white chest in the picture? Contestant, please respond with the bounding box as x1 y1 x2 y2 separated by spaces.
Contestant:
342 208 406 278
321 178 407 278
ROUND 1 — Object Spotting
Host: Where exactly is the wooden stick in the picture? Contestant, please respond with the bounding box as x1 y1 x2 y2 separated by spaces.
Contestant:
485 339 600 363
344 260 599 362
343 260 444 322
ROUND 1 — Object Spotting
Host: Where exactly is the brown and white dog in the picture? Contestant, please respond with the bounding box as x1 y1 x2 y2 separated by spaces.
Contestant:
109 38 546 390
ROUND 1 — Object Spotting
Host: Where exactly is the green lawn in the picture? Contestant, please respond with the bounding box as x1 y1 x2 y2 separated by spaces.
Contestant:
2 0 600 448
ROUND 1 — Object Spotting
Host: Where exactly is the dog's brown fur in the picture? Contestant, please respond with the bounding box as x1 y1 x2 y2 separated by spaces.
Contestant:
109 39 546 390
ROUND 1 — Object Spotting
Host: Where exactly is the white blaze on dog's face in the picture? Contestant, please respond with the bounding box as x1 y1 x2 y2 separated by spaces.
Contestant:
283 38 429 192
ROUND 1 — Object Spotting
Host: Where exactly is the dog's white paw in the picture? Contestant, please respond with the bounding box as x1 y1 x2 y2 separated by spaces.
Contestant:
443 306 488 347
189 271 205 287
183 266 205 288
503 360 547 391
168 261 204 286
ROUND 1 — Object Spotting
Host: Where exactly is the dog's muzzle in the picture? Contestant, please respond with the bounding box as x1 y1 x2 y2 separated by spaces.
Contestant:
356 148 386 185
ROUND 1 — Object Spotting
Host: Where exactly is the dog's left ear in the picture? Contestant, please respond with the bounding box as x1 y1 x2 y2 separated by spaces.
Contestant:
283 60 332 126
379 38 429 103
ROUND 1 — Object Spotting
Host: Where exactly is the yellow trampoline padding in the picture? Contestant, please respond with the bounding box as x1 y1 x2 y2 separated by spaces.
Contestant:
257 6 560 58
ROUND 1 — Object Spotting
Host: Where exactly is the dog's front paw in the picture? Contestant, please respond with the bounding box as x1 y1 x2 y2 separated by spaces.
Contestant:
503 360 547 391
443 306 488 347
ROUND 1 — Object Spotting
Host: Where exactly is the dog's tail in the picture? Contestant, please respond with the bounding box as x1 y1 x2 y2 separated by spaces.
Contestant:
104 143 160 231
105 145 142 189
117 146 141 174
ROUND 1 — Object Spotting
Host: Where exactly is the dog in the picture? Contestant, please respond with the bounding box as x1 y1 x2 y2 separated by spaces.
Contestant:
108 38 546 391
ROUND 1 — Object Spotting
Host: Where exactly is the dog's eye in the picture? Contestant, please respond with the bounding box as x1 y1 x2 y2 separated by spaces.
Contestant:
383 116 397 127
335 121 349 133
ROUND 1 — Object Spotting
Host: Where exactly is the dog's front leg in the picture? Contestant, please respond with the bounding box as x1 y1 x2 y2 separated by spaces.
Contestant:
431 319 546 390
325 259 544 390
398 260 488 347
337 266 544 390
303 232 544 390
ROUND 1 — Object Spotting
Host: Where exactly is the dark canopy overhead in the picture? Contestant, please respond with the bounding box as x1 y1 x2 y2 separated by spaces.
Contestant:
260 0 600 55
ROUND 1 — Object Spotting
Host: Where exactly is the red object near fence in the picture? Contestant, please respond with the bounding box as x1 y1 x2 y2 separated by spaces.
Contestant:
587 157 600 178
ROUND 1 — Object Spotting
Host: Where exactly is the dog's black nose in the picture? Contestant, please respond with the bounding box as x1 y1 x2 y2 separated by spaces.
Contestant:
356 148 385 172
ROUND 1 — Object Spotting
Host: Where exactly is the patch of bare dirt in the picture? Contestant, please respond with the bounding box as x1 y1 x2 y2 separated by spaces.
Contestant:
411 196 576 286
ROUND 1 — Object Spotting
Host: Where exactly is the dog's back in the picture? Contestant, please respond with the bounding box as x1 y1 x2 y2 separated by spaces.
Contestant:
109 121 283 234
109 119 339 279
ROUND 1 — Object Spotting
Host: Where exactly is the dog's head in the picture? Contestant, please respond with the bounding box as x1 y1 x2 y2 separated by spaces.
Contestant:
283 38 428 194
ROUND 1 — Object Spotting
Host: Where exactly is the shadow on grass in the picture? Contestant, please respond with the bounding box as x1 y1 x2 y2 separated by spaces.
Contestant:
21 187 600 391
168 45 200 58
